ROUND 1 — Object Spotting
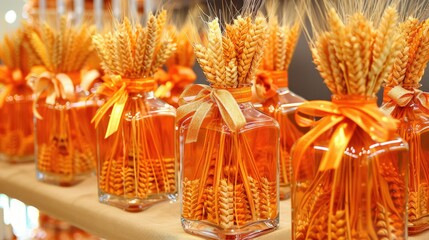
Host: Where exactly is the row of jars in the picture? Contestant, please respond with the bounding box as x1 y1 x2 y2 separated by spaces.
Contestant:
3 72 428 239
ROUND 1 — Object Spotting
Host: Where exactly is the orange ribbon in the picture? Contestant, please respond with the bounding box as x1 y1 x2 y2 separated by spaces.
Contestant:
177 84 251 143
91 75 155 139
0 67 25 108
381 85 429 115
292 95 397 175
155 65 196 98
254 70 288 102
26 67 75 119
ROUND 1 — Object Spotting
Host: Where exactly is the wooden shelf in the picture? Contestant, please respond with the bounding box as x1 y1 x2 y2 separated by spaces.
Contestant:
0 162 291 240
1 161 428 239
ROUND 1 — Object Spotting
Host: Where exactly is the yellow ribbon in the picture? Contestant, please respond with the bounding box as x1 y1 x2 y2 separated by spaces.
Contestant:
154 65 197 98
91 76 156 139
292 95 397 175
26 67 75 119
177 84 251 143
254 70 288 102
0 67 25 108
382 85 429 115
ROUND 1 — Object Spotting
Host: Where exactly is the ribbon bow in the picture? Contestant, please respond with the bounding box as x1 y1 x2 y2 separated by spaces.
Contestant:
292 97 397 175
91 76 155 139
177 84 250 143
253 70 288 102
382 85 429 115
155 65 196 99
0 67 25 108
26 67 75 119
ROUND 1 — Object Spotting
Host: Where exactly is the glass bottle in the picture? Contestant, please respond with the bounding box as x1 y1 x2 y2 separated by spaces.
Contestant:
255 71 307 200
382 84 429 234
180 85 280 239
292 95 408 240
35 75 98 186
96 87 176 212
0 82 34 163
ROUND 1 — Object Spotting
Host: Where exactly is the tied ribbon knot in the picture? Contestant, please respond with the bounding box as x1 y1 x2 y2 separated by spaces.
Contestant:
26 67 75 119
0 67 25 108
254 70 288 101
382 85 429 115
154 65 196 98
177 84 252 143
91 76 155 139
292 96 397 175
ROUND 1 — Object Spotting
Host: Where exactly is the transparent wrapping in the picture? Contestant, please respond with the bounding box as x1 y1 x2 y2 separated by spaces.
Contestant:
0 84 34 163
180 101 279 239
35 91 98 186
382 90 429 234
97 91 176 211
292 96 409 240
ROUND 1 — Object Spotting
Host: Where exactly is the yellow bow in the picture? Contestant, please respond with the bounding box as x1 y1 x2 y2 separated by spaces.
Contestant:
155 65 196 98
26 67 75 119
382 85 429 115
0 67 25 108
292 96 397 175
91 75 155 139
177 84 251 143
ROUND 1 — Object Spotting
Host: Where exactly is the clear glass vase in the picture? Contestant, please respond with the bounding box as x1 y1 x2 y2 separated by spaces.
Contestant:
180 87 280 239
35 89 98 186
292 95 408 240
96 91 176 212
382 85 429 234
255 73 307 200
0 84 34 163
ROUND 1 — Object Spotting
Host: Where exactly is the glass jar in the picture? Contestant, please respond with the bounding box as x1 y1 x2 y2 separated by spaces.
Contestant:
381 84 429 234
0 83 34 163
180 86 280 239
292 95 408 240
96 85 176 212
35 75 98 186
255 71 307 200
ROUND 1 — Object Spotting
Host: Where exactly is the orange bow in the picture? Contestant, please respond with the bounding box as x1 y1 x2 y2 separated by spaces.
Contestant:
155 66 196 98
26 67 75 119
0 66 25 108
91 75 155 139
254 70 288 102
292 96 397 175
381 85 429 115
177 84 251 143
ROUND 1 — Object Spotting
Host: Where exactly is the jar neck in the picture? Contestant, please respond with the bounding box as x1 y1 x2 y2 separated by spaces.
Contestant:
271 70 288 88
212 85 253 103
331 94 377 106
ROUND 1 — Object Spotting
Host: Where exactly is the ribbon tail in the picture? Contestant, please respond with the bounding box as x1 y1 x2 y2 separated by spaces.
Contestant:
319 121 356 171
214 90 246 131
292 116 344 179
0 85 13 108
105 91 128 139
91 83 126 127
185 101 213 143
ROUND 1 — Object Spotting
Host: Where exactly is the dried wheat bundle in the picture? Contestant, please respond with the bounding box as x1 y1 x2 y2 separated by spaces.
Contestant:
0 29 29 76
260 0 301 72
307 1 401 96
386 18 429 87
195 14 267 88
26 16 96 75
92 11 177 79
165 19 198 68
